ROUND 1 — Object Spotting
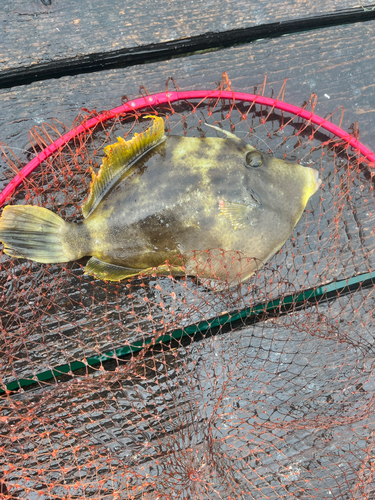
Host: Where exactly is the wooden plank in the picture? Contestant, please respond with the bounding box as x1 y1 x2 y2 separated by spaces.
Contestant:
1 2 375 88
1 21 375 384
1 20 374 175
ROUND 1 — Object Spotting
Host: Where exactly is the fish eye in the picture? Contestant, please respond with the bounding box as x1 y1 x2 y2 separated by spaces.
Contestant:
245 151 263 168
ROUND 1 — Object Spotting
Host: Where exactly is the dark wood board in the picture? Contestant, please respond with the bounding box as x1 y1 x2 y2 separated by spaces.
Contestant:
1 1 375 88
1 20 375 383
1 19 374 173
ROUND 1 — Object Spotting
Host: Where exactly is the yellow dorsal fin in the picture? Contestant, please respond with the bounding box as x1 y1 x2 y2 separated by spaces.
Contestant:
82 115 165 218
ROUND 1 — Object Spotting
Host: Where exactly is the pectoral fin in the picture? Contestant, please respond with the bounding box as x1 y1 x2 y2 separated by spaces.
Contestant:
219 200 253 230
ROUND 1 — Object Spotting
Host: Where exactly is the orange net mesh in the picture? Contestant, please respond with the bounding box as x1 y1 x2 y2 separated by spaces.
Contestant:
1 76 375 499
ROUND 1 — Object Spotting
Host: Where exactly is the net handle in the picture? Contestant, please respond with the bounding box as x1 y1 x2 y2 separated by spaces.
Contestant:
1 89 374 207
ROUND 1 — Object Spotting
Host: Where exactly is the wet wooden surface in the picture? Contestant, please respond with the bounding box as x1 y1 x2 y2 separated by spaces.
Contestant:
1 1 375 87
0 0 371 70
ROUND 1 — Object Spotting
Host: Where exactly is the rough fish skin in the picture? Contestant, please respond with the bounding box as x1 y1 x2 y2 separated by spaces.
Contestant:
0 116 321 284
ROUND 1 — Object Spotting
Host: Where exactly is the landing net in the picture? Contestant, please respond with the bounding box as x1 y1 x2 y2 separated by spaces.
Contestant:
1 75 375 499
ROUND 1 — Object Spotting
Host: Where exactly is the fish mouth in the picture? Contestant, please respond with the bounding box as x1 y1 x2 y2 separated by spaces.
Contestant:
299 165 321 203
311 168 322 194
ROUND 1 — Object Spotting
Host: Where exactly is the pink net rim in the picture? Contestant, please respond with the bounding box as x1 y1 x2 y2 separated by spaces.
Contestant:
1 89 374 207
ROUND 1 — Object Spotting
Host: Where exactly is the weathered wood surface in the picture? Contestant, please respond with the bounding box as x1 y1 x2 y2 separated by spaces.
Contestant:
1 19 375 185
1 20 375 385
1 1 375 87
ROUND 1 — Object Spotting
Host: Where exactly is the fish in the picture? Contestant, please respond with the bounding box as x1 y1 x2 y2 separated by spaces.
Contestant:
0 115 321 285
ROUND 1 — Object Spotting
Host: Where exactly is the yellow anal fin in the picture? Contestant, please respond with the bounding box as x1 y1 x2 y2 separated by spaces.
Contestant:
84 257 144 281
84 257 186 281
82 115 165 219
219 200 252 230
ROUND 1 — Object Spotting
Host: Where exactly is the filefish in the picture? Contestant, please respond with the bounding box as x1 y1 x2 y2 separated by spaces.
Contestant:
0 116 321 284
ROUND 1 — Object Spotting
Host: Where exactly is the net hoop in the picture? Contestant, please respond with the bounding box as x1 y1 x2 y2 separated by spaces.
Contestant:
1 89 375 207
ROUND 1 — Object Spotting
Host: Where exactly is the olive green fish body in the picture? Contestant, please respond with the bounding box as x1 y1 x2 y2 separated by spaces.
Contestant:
86 137 253 265
0 116 321 284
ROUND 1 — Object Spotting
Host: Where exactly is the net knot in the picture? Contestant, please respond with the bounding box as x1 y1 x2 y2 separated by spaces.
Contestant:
188 470 201 482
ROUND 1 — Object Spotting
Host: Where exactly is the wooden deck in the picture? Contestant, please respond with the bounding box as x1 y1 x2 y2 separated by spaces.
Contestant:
2 3 375 189
1 1 375 498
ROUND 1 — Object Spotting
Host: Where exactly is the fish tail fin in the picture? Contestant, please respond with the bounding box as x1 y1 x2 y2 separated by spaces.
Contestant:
0 205 72 263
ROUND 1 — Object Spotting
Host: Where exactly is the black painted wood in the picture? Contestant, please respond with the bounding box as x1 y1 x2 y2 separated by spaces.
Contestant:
1 2 375 88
